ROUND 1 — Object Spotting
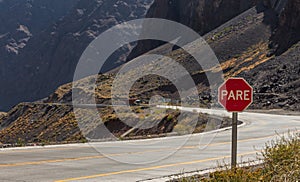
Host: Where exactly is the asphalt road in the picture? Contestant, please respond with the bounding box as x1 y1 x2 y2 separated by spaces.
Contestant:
0 107 300 182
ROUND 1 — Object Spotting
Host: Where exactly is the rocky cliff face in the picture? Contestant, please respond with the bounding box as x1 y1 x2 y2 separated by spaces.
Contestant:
128 0 300 58
0 0 78 58
126 0 300 111
0 0 78 111
127 0 258 60
268 0 300 55
0 0 153 111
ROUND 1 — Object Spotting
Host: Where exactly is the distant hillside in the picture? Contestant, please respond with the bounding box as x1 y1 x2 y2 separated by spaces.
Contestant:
0 0 78 63
0 0 153 111
0 0 79 110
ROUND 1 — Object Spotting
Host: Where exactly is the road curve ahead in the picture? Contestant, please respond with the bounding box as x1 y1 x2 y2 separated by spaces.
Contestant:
0 108 299 182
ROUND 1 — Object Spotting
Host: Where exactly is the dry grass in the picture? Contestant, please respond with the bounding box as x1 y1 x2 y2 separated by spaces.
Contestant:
173 132 300 182
205 42 273 79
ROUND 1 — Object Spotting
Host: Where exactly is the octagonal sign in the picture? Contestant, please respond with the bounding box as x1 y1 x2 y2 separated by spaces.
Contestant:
218 78 253 112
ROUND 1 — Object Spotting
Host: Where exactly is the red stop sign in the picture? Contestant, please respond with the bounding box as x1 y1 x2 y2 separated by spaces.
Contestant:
218 78 253 112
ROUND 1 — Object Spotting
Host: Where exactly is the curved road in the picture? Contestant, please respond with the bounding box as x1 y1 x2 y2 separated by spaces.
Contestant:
0 107 299 182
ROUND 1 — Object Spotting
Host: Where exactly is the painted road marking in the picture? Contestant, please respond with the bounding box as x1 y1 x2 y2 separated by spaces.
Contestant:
0 146 90 154
0 134 276 168
55 151 257 182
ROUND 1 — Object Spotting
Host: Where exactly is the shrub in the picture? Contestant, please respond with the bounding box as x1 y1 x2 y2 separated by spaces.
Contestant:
173 132 300 182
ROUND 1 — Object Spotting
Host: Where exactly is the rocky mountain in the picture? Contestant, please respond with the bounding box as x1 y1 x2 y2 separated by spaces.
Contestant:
127 0 259 61
0 0 299 144
0 0 153 111
0 0 79 111
127 0 299 110
0 0 78 63
239 0 300 110
268 0 300 55
240 41 300 110
128 0 299 61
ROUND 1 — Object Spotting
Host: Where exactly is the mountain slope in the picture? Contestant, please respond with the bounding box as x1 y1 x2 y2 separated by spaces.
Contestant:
269 0 300 55
127 0 259 61
240 41 300 110
0 0 153 111
0 0 78 61
0 0 299 144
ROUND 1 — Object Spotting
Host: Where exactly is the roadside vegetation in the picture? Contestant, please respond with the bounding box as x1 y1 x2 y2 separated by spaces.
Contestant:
171 132 300 182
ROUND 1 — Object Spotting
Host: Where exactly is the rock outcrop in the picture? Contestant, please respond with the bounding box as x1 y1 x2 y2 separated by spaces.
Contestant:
269 0 300 55
127 0 259 61
0 0 153 111
0 0 78 59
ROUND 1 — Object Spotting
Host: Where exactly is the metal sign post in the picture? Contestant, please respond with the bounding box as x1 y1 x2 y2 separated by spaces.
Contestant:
231 112 238 169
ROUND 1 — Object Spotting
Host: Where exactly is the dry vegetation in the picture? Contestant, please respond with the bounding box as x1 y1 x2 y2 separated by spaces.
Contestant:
172 133 300 182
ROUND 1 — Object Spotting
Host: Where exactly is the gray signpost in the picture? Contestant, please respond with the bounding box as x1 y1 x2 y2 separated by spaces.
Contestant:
231 112 238 168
